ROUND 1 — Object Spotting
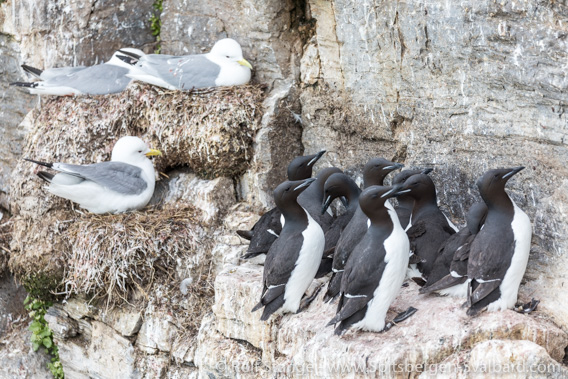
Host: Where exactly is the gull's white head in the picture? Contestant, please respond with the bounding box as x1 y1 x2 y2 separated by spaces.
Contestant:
210 38 253 70
107 48 146 68
111 136 162 164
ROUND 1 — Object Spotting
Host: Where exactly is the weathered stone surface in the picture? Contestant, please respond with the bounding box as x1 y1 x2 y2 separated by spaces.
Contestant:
135 353 171 379
45 306 79 340
62 296 99 321
211 264 568 377
0 273 27 336
164 365 198 379
47 314 137 379
212 264 275 360
2 0 155 69
194 313 266 378
100 306 143 338
421 340 568 379
164 171 236 225
0 323 51 379
136 306 179 354
171 336 196 366
0 34 35 210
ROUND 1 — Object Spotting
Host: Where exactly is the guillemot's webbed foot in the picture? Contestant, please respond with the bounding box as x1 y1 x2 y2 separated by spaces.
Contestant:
383 306 418 332
297 284 324 313
394 306 418 323
515 298 540 314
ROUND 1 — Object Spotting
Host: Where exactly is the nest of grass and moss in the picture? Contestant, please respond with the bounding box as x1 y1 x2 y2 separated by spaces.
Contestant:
9 83 264 306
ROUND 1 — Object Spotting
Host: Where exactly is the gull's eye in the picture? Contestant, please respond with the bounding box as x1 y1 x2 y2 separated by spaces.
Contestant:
138 150 142 153
226 55 230 58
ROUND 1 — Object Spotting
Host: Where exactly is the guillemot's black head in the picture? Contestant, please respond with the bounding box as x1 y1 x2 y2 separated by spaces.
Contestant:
287 150 326 181
475 167 524 204
359 185 401 222
308 167 343 202
362 158 404 188
321 172 360 214
392 168 433 185
466 202 488 235
273 178 316 210
395 173 437 202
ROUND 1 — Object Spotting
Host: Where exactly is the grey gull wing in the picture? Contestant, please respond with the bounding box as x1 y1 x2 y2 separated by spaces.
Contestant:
54 161 147 195
134 55 221 90
45 64 131 94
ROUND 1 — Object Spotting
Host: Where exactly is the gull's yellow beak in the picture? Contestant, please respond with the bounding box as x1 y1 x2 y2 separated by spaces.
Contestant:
145 149 162 157
238 58 253 70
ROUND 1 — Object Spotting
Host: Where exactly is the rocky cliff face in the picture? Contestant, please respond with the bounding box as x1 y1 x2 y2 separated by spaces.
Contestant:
0 0 567 378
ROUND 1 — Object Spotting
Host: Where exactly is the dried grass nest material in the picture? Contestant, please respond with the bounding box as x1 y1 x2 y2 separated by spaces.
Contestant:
30 83 265 179
61 205 213 308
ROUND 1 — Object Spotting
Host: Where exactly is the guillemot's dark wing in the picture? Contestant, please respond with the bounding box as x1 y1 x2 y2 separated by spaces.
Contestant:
240 207 282 259
252 231 303 320
466 225 515 316
407 218 454 280
323 207 368 301
327 237 387 335
421 227 472 291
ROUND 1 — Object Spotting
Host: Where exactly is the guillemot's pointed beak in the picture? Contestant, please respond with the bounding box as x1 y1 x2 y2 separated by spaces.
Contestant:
381 184 404 199
421 168 434 175
390 184 411 197
321 195 333 215
145 149 162 157
502 166 525 179
294 177 315 191
238 58 253 70
383 162 404 171
307 150 326 167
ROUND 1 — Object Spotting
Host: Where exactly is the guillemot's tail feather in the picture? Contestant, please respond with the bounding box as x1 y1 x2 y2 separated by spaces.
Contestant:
251 301 263 312
466 279 501 316
259 293 285 321
241 251 264 259
323 272 342 302
419 274 466 294
236 230 253 240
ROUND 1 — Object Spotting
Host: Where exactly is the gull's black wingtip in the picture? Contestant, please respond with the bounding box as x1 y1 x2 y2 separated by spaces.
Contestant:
37 171 54 183
10 81 38 88
21 64 43 77
24 158 53 168
118 49 142 59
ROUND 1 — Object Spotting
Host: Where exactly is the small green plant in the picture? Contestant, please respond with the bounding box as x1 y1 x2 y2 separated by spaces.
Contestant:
24 295 64 379
150 0 163 53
